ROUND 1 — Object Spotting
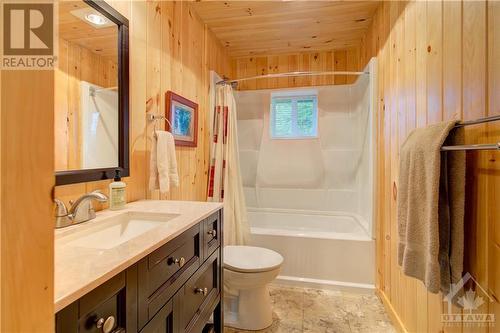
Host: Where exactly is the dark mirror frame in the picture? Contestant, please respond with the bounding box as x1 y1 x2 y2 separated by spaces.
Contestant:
55 0 129 186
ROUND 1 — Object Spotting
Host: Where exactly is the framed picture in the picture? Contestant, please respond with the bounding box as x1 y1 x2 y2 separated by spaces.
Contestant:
165 91 198 147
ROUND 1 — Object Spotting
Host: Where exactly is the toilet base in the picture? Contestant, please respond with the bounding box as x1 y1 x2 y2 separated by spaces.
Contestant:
224 285 273 331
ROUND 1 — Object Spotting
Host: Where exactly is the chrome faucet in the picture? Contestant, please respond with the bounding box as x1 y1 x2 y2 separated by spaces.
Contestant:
54 191 108 228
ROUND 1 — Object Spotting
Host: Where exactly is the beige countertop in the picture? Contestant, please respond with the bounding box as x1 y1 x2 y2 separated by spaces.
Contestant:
54 200 223 313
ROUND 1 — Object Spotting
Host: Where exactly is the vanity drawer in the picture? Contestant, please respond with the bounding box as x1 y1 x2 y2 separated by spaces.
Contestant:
138 224 201 329
140 299 174 333
202 212 221 261
56 272 134 333
174 251 220 333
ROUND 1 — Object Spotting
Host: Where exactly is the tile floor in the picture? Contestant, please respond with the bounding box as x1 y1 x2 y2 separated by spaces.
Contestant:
224 285 396 333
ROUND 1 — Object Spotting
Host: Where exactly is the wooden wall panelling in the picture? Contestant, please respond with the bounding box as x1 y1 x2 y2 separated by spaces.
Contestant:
382 0 393 308
415 1 428 129
371 0 384 294
1 71 54 332
442 2 464 331
362 0 500 332
346 47 359 84
55 39 70 171
266 55 279 89
255 56 268 90
443 1 463 122
287 54 298 87
426 0 443 125
277 54 291 87
388 0 400 320
310 53 322 87
488 8 500 330
462 2 489 333
0 53 2 331
146 0 163 201
0 57 2 331
67 42 82 171
230 48 362 91
127 0 147 203
147 0 232 203
334 50 347 85
298 53 312 87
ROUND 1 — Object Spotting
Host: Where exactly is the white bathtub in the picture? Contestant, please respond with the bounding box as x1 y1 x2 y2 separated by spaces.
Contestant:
248 208 375 292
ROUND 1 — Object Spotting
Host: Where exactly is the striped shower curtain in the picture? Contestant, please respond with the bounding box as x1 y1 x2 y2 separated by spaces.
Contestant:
207 84 250 245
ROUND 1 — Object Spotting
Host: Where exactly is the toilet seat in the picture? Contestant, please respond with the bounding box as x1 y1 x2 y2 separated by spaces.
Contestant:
224 245 284 273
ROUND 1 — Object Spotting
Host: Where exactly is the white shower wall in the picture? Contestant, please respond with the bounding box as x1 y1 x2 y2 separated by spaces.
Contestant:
235 66 375 237
81 81 119 170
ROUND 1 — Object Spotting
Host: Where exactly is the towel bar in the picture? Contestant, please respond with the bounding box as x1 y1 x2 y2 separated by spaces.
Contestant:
441 115 500 151
441 143 500 151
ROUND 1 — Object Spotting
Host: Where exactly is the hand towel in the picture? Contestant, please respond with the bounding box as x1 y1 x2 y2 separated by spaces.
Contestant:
149 132 159 191
149 131 179 194
397 121 465 294
438 127 465 294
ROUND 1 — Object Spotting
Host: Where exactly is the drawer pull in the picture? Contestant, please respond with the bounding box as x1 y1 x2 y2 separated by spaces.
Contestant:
194 287 208 296
207 229 217 237
96 316 115 333
169 256 186 268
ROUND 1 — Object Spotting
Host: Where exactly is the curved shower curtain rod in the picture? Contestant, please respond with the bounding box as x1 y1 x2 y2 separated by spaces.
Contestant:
216 70 370 85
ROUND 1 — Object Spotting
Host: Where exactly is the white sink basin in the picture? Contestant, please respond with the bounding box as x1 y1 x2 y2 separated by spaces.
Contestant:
62 211 179 250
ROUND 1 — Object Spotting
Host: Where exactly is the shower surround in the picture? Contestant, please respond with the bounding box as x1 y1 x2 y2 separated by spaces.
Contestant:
234 59 377 291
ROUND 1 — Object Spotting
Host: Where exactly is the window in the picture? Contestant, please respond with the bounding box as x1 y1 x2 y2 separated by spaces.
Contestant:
270 91 318 139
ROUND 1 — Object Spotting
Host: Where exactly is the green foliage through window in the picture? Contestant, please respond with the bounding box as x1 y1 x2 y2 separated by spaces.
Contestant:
271 93 317 139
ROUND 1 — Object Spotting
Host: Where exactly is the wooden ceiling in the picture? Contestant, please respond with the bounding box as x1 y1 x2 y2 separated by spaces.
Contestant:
190 1 380 58
59 1 117 61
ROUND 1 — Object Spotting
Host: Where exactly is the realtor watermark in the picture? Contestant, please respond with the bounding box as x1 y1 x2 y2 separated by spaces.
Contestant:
1 1 57 69
441 272 495 328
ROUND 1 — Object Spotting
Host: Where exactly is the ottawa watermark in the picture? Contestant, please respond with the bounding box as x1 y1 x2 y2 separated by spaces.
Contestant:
1 1 58 69
441 272 495 328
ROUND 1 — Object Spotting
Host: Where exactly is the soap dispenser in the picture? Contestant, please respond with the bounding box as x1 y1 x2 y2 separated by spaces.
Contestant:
109 169 126 210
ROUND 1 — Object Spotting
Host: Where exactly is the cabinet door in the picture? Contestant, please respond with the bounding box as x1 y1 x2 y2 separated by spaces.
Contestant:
202 212 220 261
140 300 173 333
55 269 138 333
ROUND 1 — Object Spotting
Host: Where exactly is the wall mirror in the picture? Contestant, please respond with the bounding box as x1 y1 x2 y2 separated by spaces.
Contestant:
55 0 129 185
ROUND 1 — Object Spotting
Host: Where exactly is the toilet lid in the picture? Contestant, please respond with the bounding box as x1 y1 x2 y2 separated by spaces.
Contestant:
224 246 284 273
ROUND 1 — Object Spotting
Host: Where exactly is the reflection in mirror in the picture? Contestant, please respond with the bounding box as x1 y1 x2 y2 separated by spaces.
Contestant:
55 1 118 171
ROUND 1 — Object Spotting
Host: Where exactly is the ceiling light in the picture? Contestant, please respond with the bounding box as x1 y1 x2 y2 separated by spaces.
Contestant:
85 13 108 25
70 8 114 29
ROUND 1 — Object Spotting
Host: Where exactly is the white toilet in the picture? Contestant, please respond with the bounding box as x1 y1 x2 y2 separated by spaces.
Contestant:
223 245 284 330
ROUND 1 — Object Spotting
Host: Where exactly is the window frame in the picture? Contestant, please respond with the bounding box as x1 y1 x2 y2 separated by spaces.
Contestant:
270 92 318 140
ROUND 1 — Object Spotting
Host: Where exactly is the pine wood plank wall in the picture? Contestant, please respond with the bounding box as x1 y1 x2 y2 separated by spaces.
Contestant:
54 1 231 208
359 1 500 332
230 48 362 90
1 72 55 331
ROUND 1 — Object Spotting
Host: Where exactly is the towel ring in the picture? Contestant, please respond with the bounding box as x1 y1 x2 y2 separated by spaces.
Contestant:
148 114 172 137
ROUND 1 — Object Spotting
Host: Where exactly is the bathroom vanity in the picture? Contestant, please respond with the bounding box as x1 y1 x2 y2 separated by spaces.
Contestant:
54 201 223 333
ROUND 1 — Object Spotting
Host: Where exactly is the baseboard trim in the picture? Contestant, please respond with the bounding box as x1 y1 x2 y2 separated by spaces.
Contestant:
273 275 375 294
375 289 408 333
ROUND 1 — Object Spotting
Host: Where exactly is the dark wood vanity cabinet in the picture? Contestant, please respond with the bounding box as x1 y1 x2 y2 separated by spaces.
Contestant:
55 270 138 333
56 210 223 333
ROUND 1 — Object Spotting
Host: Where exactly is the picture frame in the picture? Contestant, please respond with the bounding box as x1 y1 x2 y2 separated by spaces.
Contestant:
165 91 198 147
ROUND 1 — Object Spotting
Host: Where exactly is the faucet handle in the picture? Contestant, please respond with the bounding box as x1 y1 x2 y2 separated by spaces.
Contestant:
54 198 68 217
90 190 108 202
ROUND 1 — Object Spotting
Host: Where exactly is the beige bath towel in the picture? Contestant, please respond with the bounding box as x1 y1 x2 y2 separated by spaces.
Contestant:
397 121 465 294
149 130 179 194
